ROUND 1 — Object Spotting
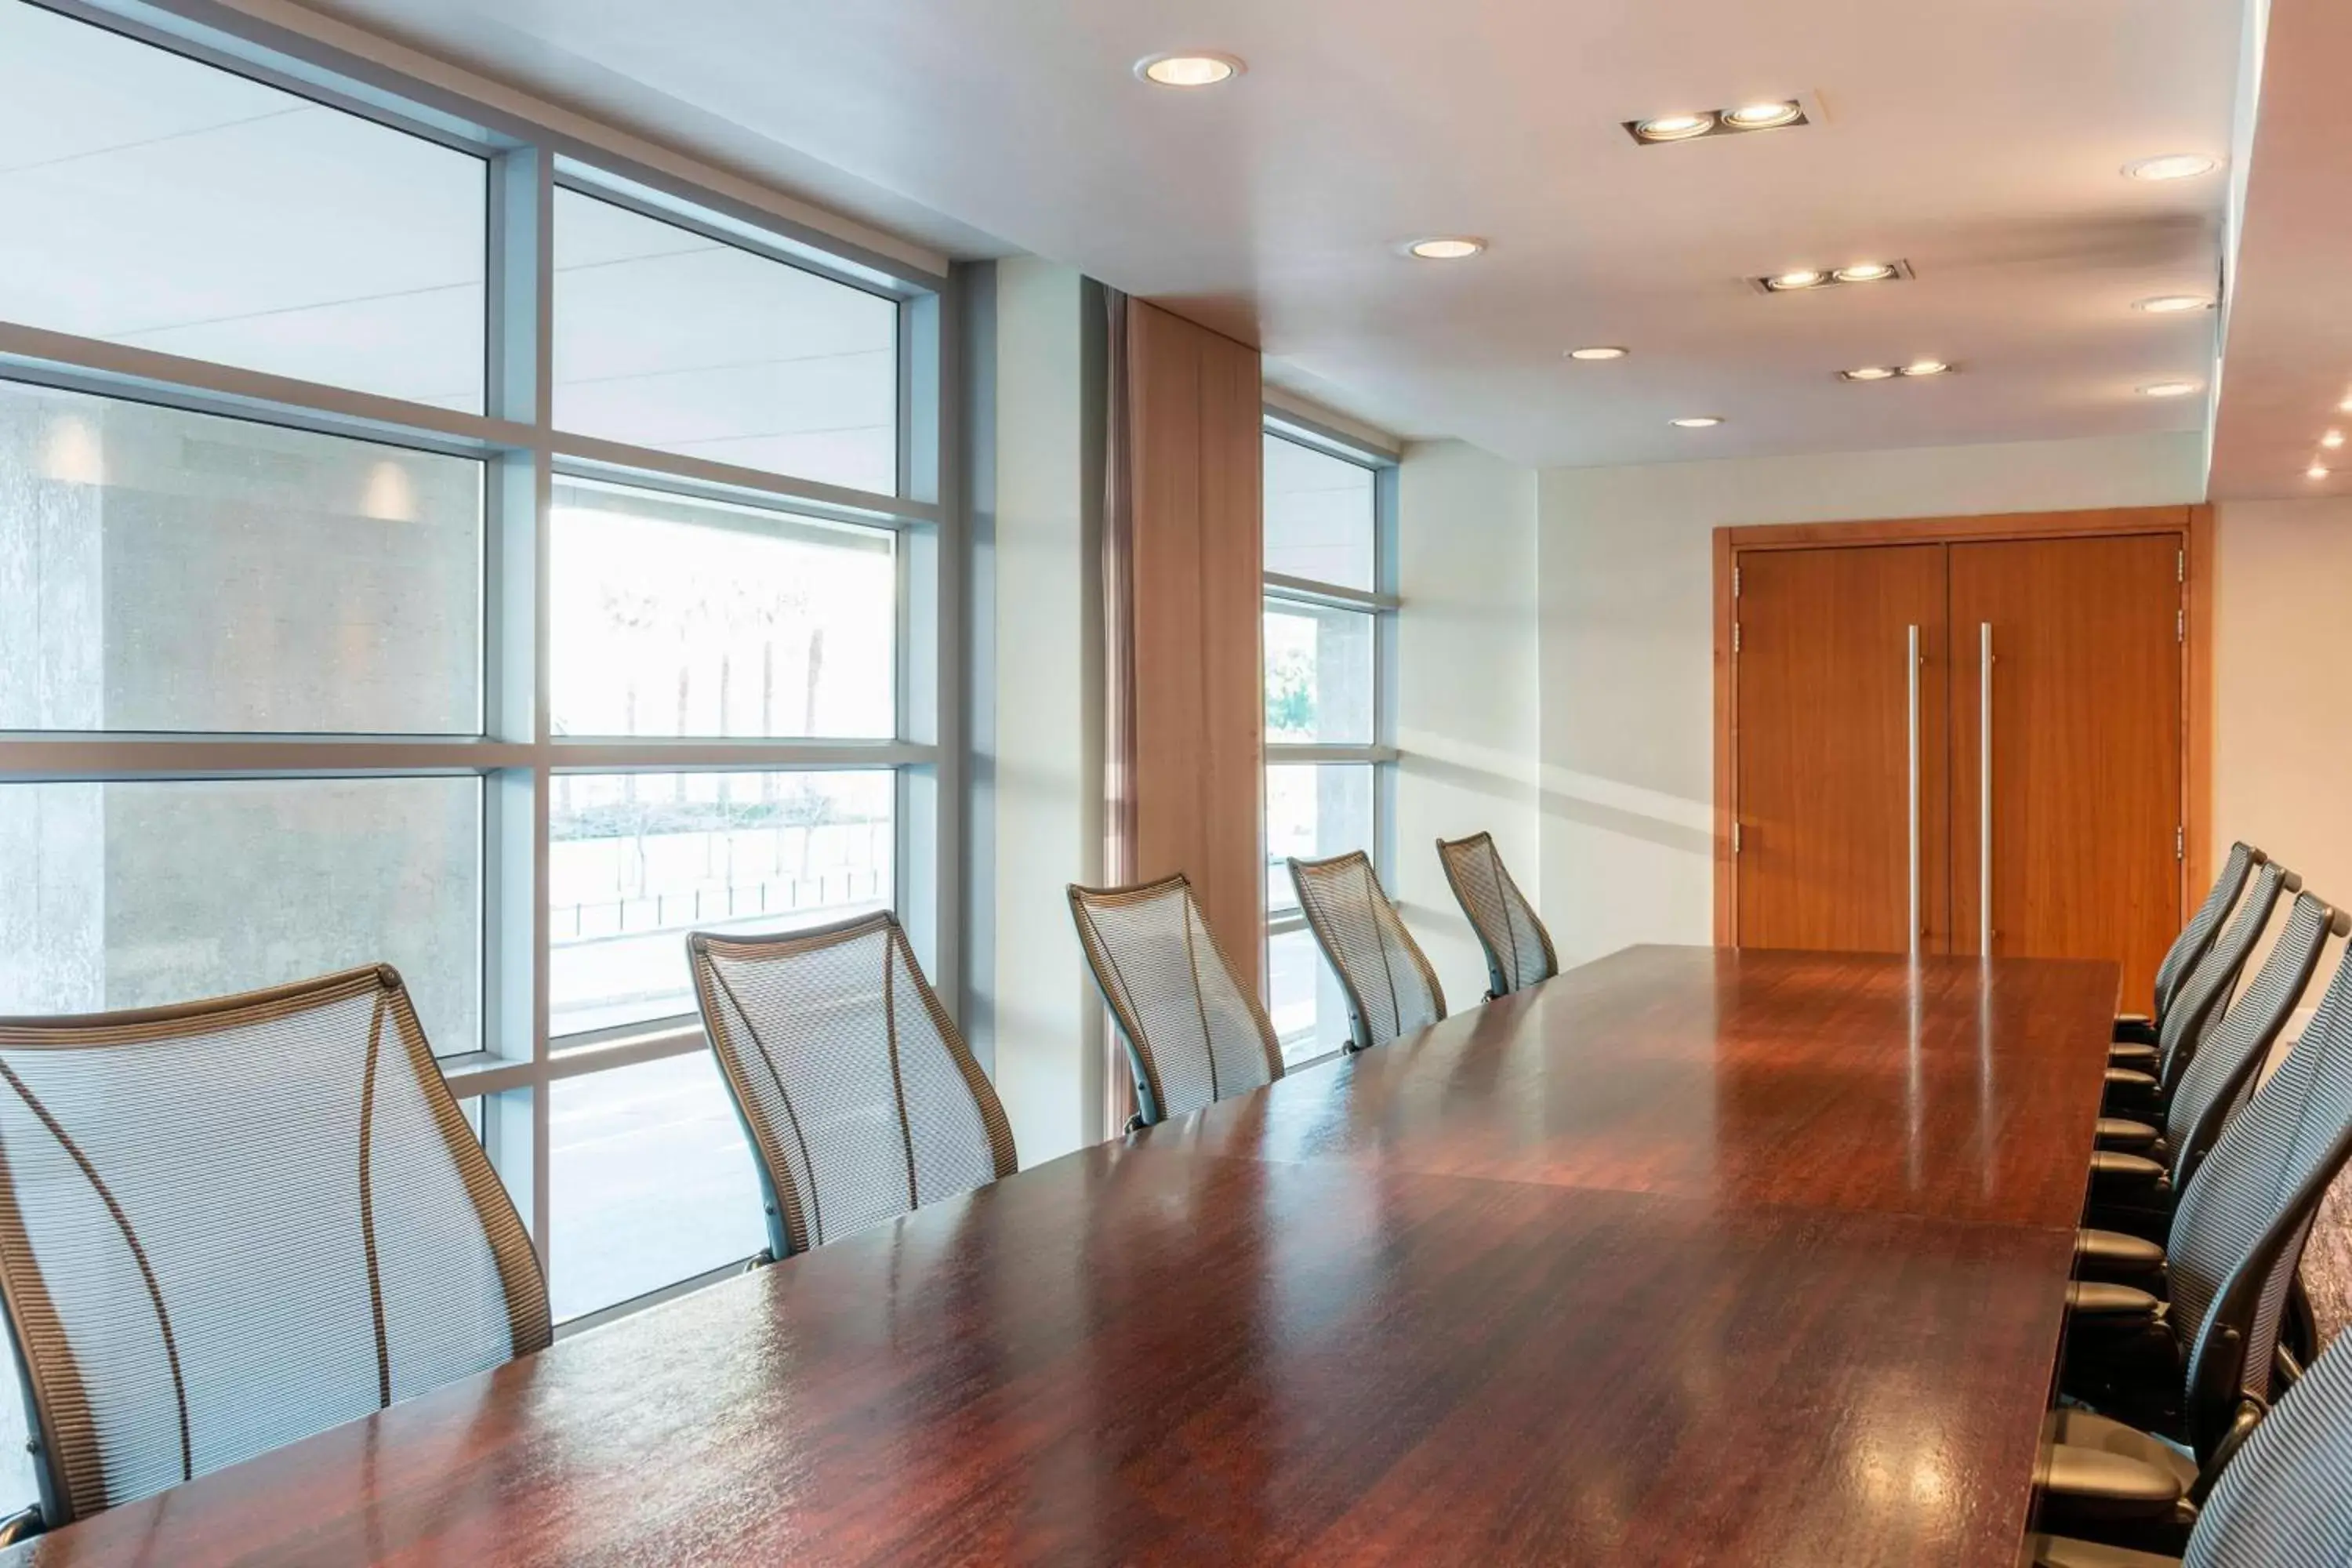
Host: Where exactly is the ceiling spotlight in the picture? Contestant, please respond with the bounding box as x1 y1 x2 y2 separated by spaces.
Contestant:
2310 464 2332 480
1722 101 1803 131
1567 346 1628 361
1135 53 1243 87
2325 431 2347 449
1755 261 1911 293
1900 360 1951 377
2138 380 2201 398
1670 416 1724 429
2135 294 2215 314
1632 113 1715 143
2340 396 2352 414
1841 366 1898 382
1834 263 1897 284
1766 270 1831 291
1405 236 1486 260
2124 154 2221 182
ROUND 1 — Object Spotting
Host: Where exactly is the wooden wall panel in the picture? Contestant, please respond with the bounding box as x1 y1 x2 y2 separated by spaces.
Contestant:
1125 299 1266 994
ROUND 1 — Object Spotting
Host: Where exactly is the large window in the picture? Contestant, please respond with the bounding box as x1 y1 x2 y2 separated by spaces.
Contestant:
1261 427 1397 1063
0 0 950 1457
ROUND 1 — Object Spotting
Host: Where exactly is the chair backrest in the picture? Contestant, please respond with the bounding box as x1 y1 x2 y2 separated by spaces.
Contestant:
2184 1295 2352 1566
1435 833 1559 1000
688 912 1016 1260
2156 842 2263 1022
2160 860 2298 1091
2163 894 2342 1190
0 967 549 1528
2168 938 2352 1462
1067 874 1283 1127
1287 851 1446 1051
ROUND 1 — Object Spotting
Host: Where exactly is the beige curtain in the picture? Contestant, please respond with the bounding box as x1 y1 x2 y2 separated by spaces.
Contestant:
1099 286 1140 1133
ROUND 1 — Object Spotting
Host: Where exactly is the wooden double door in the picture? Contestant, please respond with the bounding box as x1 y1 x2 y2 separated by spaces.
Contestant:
1730 528 2187 1003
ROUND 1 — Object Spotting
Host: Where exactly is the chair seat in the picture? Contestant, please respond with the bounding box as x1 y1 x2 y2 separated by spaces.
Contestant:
2094 1117 2161 1152
2021 1535 2180 1568
2074 1228 2166 1276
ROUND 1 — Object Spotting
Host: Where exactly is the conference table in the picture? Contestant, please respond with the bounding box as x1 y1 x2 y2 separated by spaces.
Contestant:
5 945 2117 1566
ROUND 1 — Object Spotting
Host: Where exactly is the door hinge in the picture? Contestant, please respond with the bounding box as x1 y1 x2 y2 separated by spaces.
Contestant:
1733 622 1742 654
1733 566 1742 598
2177 549 2185 584
2177 608 2185 643
1733 822 1743 855
2177 826 2185 861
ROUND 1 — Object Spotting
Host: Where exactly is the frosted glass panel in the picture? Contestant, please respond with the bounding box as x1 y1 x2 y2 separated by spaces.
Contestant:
1263 434 1375 590
0 381 482 735
0 776 482 1054
0 0 487 409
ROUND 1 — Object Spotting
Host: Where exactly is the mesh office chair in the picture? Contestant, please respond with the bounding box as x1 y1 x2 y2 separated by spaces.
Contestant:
2089 895 2343 1217
2114 843 2266 1070
689 912 1016 1261
1067 874 1283 1130
0 967 549 1534
2109 862 2298 1114
1287 851 1446 1053
2038 937 2352 1544
1435 833 1558 1000
2029 1320 2352 1567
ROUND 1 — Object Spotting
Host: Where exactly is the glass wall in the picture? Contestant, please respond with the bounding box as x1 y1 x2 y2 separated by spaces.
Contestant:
0 0 951 1507
1260 428 1396 1062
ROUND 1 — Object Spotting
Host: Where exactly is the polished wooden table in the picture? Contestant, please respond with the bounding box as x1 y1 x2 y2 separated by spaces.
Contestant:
7 946 2116 1566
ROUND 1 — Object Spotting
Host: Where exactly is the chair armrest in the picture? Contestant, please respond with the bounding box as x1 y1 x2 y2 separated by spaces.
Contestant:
2035 1443 2185 1518
2114 1014 2159 1047
2067 1279 2164 1321
0 1507 45 1547
2075 1227 2167 1280
2089 1149 2169 1198
2094 1116 2161 1152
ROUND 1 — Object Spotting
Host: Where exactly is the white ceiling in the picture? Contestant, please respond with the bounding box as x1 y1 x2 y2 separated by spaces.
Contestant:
2209 0 2352 500
283 0 2251 470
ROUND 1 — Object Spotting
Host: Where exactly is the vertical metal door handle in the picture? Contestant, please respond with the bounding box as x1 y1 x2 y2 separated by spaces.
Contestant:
1908 624 1922 960
1980 622 1994 957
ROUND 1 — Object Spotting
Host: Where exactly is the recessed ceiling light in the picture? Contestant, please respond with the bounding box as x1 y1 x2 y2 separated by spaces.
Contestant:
1722 101 1803 131
2135 294 2215 314
1404 236 1486 260
2124 154 2220 182
1632 113 1716 143
1900 360 1951 377
1841 366 1898 382
1834 263 1897 284
1766 270 1831 291
2324 431 2347 449
1134 53 1243 87
2137 380 2201 398
2310 464 2332 480
1670 416 1724 429
1567 346 1628 361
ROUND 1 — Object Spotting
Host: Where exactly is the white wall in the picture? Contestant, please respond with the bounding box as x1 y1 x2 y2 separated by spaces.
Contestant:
2212 498 2352 908
967 257 1104 1163
1536 430 2209 966
1394 440 1541 1007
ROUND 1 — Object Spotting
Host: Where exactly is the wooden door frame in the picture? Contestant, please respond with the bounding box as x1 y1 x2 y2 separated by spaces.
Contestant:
1712 504 2214 946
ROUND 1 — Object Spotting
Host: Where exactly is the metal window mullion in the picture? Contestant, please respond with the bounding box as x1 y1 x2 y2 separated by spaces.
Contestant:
0 320 529 457
549 434 938 529
1373 461 1401 882
1261 573 1399 613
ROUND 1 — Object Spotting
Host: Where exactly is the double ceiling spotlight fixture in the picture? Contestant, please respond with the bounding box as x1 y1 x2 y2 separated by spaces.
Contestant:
2136 294 2215 314
2138 380 2201 398
1755 260 1913 293
1670 416 1723 429
1842 361 1952 381
1567 346 1628 361
1626 99 1809 145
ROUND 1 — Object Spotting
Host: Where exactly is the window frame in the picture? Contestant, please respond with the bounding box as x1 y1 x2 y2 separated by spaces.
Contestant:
0 0 962 1328
1259 414 1400 1069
